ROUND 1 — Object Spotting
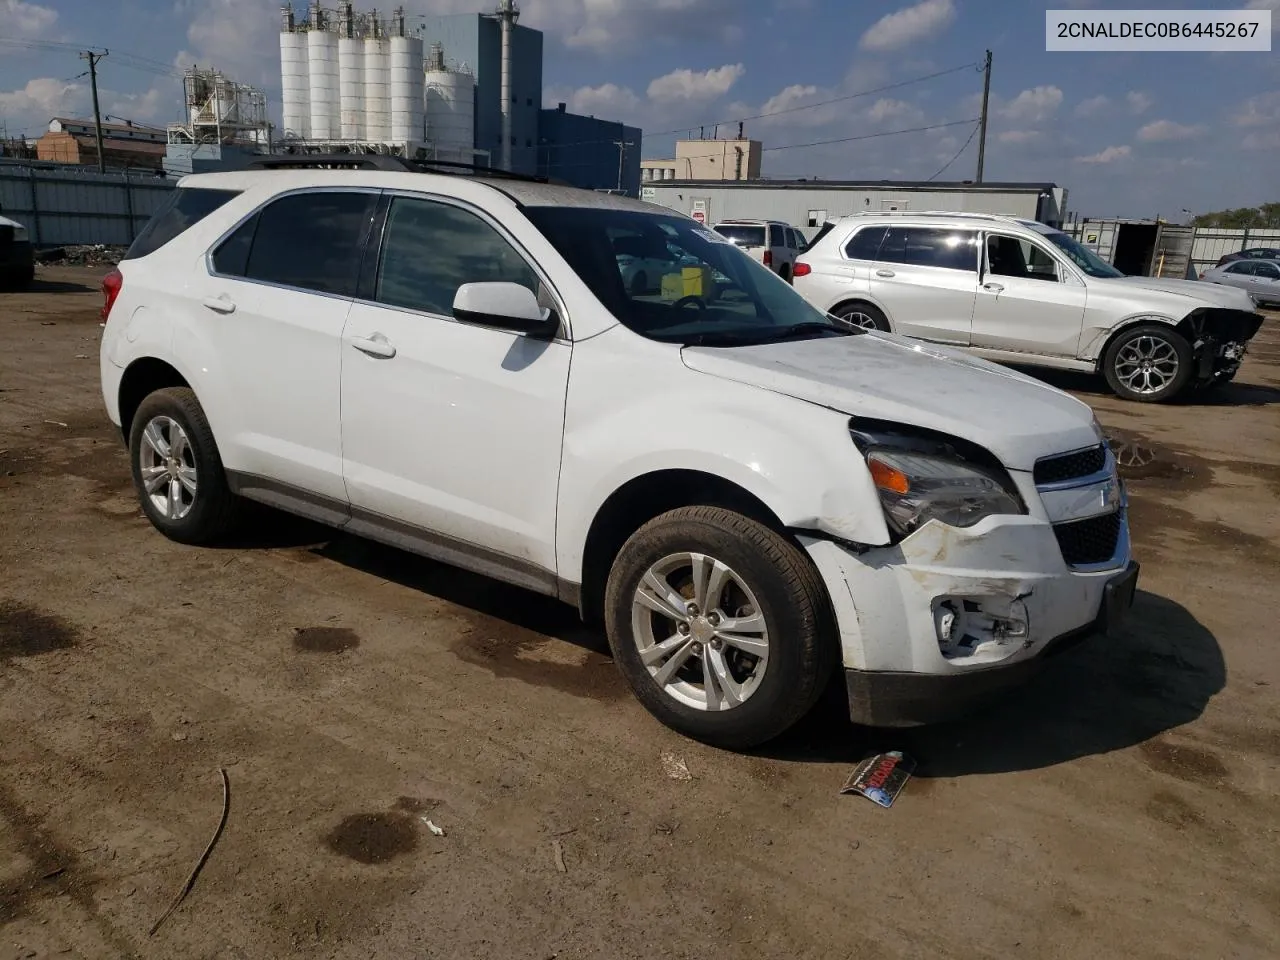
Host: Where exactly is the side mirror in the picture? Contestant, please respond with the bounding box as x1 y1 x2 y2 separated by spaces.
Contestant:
453 282 559 338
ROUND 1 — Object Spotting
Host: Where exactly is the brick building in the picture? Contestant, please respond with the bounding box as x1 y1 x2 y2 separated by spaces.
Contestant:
36 118 167 171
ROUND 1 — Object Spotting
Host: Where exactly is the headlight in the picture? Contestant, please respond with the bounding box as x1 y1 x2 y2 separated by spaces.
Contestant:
866 449 1023 536
12 225 27 243
850 420 1025 539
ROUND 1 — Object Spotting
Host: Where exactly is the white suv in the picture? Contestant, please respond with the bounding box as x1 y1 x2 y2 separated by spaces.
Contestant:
711 219 804 281
100 157 1138 748
793 212 1263 402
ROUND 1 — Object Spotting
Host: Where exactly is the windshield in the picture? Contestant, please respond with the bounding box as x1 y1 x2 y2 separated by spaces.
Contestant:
1041 230 1125 279
523 207 850 347
713 224 767 248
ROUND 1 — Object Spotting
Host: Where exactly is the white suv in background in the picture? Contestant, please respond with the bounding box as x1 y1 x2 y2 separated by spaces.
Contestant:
793 212 1263 402
711 219 805 281
100 158 1137 749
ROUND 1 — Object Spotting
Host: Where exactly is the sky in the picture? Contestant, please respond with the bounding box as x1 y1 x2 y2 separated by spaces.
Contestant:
1 0 1278 218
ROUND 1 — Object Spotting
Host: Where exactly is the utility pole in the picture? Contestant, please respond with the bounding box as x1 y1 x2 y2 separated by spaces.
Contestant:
613 131 631 192
975 49 992 184
80 49 109 173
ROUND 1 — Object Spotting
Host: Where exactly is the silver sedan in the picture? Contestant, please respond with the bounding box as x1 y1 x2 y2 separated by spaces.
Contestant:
1202 259 1280 307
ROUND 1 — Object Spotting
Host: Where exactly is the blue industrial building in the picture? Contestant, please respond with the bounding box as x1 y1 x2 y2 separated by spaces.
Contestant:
421 12 642 195
538 104 641 194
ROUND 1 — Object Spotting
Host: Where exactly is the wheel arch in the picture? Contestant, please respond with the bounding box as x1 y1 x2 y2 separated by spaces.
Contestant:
1086 312 1182 370
830 297 891 331
577 469 789 626
117 357 192 442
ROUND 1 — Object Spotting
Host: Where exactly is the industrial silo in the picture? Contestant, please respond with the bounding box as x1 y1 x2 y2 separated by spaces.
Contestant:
424 43 475 161
337 2 364 140
279 7 310 138
363 31 391 143
306 5 339 140
388 10 424 145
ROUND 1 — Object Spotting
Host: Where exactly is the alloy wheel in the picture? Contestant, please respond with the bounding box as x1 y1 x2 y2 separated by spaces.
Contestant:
1114 335 1180 395
630 552 770 711
138 415 198 520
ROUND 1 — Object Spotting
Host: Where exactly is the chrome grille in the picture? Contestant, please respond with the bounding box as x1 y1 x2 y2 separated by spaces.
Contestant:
1034 444 1107 485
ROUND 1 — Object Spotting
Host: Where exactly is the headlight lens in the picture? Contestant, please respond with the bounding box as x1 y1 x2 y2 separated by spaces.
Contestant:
867 449 1023 537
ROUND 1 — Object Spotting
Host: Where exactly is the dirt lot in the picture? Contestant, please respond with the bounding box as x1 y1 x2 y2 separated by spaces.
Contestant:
2 265 1278 960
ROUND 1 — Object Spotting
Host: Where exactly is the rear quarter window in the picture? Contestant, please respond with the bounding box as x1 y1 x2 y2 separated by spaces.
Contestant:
123 187 241 260
714 225 767 248
844 226 886 260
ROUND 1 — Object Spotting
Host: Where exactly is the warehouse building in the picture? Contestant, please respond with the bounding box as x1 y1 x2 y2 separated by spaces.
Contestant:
640 179 1069 234
36 118 167 171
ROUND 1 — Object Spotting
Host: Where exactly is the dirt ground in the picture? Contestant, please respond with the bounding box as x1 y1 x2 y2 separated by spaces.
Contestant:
1 265 1278 960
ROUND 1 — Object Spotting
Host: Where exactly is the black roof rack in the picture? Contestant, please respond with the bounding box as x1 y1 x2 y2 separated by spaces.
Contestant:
247 153 558 185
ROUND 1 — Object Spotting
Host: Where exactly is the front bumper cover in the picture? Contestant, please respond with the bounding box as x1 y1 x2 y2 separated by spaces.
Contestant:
844 560 1139 726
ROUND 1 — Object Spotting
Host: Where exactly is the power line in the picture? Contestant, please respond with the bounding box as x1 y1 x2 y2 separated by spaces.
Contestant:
928 121 981 181
762 118 981 155
647 59 984 140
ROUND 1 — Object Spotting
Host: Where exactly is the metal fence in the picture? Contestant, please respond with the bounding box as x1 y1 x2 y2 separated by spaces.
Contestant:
1190 228 1280 275
0 161 175 247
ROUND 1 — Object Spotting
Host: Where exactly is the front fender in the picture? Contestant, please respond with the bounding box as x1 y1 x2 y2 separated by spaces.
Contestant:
556 331 889 583
1080 312 1178 362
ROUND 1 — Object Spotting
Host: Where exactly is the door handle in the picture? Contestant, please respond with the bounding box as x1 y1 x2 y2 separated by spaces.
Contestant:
202 294 236 314
875 269 896 278
983 282 1005 293
349 334 397 359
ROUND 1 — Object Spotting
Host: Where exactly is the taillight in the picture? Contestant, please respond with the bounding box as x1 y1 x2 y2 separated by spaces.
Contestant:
763 249 773 267
101 268 122 322
793 261 812 278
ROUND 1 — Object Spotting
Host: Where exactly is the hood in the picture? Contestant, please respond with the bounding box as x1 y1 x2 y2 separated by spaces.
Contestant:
1105 275 1257 311
681 333 1101 472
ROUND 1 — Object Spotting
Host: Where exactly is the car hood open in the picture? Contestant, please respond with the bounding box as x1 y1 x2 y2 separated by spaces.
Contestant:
681 333 1101 472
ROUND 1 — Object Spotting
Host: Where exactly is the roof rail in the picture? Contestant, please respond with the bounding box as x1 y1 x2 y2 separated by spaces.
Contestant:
249 154 414 171
838 209 1020 222
247 153 556 185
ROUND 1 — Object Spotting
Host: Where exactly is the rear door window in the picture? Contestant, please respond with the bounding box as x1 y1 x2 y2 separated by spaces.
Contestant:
844 226 886 260
124 187 240 260
878 227 978 272
213 191 377 297
1256 262 1279 280
714 224 766 248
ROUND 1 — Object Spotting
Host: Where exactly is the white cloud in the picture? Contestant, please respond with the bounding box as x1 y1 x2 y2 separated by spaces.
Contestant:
1126 90 1153 114
1074 94 1110 117
998 85 1064 123
0 78 87 133
760 84 820 116
3 0 58 39
1242 130 1280 149
647 64 745 103
551 82 641 118
858 0 956 52
1232 91 1280 126
1076 144 1132 164
999 130 1042 145
1136 119 1204 142
498 0 742 52
867 97 924 124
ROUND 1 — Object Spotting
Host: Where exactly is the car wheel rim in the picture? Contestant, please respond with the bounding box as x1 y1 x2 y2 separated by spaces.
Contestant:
839 309 879 330
1114 335 1179 395
630 552 769 712
138 415 197 520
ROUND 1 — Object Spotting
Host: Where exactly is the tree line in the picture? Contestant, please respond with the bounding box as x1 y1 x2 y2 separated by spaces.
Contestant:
1192 203 1280 229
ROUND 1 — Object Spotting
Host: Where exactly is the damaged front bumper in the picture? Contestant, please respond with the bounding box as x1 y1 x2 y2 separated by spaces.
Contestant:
802 512 1138 727
1187 308 1266 385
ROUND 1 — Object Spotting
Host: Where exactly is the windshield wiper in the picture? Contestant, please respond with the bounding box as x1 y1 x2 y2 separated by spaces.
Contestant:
678 330 779 347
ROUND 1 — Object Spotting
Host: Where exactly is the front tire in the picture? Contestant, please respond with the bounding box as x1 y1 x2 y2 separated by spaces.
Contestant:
604 506 837 750
832 301 890 332
129 387 241 545
1102 324 1193 403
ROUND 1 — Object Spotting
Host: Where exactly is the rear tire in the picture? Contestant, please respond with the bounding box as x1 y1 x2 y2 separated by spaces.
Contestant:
604 506 837 750
1102 324 1193 403
779 264 792 284
832 301 890 332
129 387 241 545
